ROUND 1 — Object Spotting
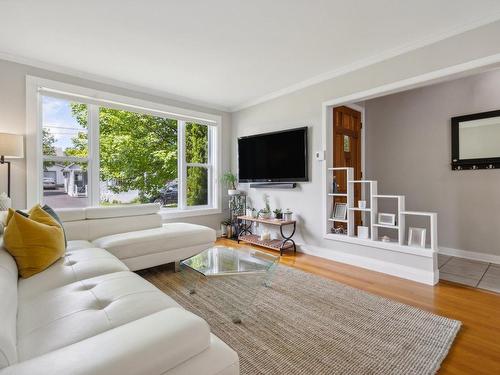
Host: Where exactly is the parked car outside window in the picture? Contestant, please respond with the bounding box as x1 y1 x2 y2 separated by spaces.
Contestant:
150 180 178 206
43 177 56 190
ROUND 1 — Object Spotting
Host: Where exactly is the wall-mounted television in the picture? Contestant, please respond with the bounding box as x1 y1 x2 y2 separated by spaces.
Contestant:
238 127 308 182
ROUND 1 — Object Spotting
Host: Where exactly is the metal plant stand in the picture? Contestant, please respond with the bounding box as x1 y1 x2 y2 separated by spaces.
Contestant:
228 195 246 240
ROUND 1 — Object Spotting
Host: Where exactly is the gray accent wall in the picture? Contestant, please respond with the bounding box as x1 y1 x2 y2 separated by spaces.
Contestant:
365 69 500 256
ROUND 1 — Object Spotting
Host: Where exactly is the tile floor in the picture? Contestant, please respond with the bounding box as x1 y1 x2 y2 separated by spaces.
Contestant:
438 254 500 293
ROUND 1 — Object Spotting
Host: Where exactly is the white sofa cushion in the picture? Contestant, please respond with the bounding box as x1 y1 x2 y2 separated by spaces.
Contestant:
87 214 162 241
63 214 163 241
17 271 181 361
85 203 161 220
0 247 19 369
0 309 215 375
18 246 128 299
92 223 216 261
165 335 240 375
53 208 86 223
66 240 94 251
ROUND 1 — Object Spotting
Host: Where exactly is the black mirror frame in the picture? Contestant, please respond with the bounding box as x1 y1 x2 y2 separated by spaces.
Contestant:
451 109 500 170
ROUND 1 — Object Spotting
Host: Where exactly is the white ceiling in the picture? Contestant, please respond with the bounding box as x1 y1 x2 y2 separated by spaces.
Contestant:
1 1 500 111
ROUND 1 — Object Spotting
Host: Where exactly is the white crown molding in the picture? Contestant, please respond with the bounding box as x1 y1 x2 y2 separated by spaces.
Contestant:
231 13 500 112
0 51 231 113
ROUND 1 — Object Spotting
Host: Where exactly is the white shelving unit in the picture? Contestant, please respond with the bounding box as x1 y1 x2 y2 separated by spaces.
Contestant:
326 167 438 253
400 211 438 250
327 167 354 235
372 194 405 245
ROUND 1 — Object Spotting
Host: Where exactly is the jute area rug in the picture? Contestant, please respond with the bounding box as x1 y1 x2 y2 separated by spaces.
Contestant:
139 259 460 375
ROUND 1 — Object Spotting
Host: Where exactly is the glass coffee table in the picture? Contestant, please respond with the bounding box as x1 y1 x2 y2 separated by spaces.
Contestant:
180 246 279 323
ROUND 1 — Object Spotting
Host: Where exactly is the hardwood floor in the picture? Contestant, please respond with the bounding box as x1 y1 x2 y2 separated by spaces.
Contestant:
217 238 500 375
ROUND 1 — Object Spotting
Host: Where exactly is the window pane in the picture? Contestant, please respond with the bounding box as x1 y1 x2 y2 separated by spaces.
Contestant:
42 96 88 157
43 161 89 208
98 107 178 207
185 122 208 164
187 166 208 206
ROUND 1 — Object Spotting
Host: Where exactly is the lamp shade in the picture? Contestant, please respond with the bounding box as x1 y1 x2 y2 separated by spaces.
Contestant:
0 133 24 158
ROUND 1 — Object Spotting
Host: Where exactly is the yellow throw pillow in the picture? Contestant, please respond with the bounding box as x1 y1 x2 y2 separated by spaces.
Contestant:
3 205 65 278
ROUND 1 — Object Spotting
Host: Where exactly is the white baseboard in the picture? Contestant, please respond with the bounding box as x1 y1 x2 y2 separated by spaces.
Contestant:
297 242 438 286
439 246 500 265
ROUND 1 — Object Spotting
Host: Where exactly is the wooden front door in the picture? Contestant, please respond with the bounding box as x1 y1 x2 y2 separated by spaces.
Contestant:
333 106 362 227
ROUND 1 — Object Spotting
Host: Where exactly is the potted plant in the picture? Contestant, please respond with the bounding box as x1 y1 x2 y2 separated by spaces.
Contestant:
273 208 283 220
221 171 239 196
220 219 230 237
246 205 257 218
283 208 293 221
221 218 233 238
259 195 271 219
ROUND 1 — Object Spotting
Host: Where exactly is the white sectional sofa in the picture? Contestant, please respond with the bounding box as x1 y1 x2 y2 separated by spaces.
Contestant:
0 204 239 375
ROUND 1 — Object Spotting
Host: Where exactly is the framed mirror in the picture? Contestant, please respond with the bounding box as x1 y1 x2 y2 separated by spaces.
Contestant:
451 109 500 170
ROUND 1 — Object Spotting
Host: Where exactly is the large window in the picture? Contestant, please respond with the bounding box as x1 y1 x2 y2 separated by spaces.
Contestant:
31 78 220 215
42 96 90 207
97 107 179 208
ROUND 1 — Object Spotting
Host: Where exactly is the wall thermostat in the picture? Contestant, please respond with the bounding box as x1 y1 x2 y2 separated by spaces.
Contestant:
315 150 325 161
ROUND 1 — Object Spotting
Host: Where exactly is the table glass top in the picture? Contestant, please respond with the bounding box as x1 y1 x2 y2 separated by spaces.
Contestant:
181 246 279 276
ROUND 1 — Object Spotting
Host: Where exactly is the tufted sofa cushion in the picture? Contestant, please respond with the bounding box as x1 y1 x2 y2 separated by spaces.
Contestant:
18 246 128 300
17 271 181 361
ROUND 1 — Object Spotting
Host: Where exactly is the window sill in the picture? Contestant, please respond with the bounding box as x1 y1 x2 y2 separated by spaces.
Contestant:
160 207 222 221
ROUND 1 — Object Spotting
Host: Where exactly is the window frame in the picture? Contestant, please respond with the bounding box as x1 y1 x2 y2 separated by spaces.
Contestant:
26 76 221 217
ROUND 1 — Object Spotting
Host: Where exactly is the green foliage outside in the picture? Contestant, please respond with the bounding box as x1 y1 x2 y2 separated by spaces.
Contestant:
185 122 208 206
42 128 56 156
42 128 56 167
42 103 209 206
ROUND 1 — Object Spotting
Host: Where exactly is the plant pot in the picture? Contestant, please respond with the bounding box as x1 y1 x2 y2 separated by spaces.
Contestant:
226 225 233 238
283 212 293 221
246 209 254 217
228 189 240 196
220 224 227 237
274 213 283 220
260 212 271 220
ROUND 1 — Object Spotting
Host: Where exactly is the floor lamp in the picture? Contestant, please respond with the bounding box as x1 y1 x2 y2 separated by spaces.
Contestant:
0 133 24 198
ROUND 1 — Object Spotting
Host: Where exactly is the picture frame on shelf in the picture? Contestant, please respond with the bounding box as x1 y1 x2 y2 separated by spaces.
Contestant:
408 227 426 248
378 213 396 226
332 202 347 220
357 226 369 239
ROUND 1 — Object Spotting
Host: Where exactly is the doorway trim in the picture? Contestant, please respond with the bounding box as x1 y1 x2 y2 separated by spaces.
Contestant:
321 52 500 243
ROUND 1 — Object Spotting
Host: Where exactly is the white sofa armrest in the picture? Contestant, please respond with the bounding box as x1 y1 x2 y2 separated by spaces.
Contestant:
1 308 210 375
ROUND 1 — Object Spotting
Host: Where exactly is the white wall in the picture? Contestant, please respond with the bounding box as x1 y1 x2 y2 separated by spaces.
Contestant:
0 58 231 229
365 69 500 257
231 20 500 269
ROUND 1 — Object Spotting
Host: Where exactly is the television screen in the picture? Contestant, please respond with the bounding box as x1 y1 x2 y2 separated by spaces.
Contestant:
238 127 308 182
